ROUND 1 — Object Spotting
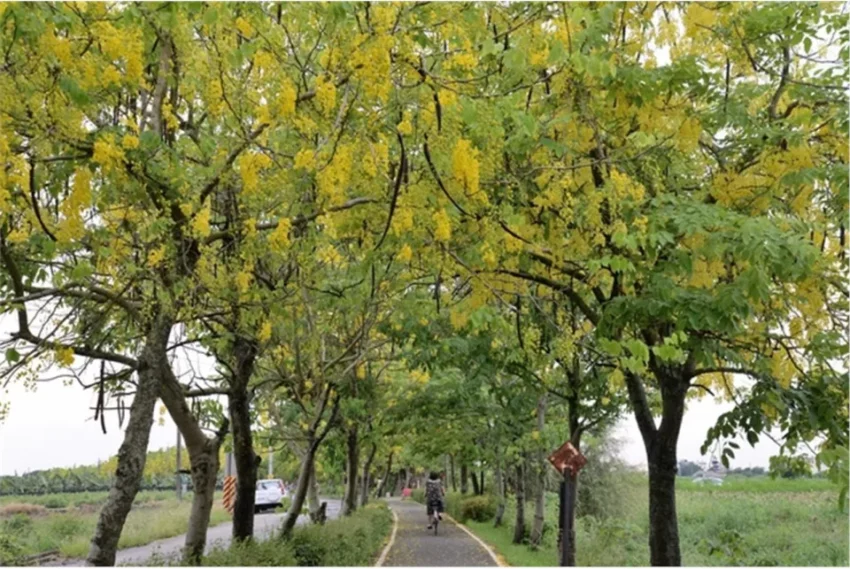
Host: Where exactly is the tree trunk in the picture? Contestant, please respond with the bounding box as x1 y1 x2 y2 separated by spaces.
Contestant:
229 338 259 542
158 357 228 564
531 394 547 547
86 315 171 566
625 369 688 566
647 412 685 565
494 461 506 527
376 451 393 498
360 444 377 507
183 442 222 563
479 471 485 494
460 463 469 494
342 427 359 515
470 467 481 495
512 463 525 544
450 455 457 492
281 444 316 539
307 460 321 521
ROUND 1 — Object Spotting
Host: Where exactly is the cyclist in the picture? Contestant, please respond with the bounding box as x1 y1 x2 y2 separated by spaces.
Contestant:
425 471 445 529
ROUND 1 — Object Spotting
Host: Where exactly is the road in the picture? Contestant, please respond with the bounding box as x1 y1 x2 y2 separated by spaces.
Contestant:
57 499 342 566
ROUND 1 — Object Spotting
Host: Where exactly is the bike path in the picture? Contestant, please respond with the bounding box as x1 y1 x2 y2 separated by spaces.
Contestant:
380 498 499 567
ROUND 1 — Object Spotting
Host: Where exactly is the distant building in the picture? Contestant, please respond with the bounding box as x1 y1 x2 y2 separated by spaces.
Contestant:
692 456 726 484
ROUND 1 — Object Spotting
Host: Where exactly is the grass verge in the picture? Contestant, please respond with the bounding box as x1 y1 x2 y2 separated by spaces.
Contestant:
192 501 393 566
420 476 849 566
0 492 228 561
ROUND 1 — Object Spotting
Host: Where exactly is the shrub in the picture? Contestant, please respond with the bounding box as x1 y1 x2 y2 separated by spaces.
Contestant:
201 539 298 566
458 496 496 522
0 533 23 565
575 430 630 521
2 514 34 534
0 503 47 517
288 503 392 566
185 501 392 566
43 497 66 509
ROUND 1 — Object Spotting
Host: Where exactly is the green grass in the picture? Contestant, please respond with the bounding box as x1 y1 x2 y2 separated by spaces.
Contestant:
0 490 173 509
676 474 836 493
457 475 849 566
184 501 393 566
1 491 229 561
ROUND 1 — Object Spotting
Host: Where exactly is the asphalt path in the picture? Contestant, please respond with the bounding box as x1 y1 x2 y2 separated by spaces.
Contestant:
381 499 498 567
56 499 341 566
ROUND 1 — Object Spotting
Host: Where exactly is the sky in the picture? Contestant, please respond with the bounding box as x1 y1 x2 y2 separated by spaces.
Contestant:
0 374 785 476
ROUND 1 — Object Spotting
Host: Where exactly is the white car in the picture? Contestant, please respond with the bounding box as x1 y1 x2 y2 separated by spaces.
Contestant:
255 479 286 512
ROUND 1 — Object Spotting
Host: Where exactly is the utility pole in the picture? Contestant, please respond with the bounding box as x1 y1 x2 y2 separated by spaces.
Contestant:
176 428 183 501
268 449 273 478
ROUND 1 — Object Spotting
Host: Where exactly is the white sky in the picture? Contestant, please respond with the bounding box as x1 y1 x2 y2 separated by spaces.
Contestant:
0 376 785 475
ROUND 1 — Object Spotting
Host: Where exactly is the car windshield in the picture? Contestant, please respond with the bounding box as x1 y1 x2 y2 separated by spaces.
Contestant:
257 481 278 490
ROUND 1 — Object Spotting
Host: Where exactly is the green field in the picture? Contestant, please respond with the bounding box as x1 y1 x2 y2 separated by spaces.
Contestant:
463 475 849 567
0 491 229 562
0 489 174 510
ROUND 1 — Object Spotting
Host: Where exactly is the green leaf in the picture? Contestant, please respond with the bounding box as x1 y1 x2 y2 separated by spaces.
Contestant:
71 261 94 281
58 76 90 106
599 338 622 357
5 348 20 363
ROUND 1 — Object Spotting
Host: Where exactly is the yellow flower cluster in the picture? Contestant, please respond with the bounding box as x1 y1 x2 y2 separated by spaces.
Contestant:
684 3 718 33
192 204 211 237
480 243 498 268
397 244 413 262
610 170 646 202
432 209 452 242
55 347 75 367
677 117 701 153
362 139 389 178
279 80 297 118
269 217 292 251
294 149 315 171
315 75 337 116
317 144 352 206
410 368 430 385
449 307 469 330
235 267 253 293
205 80 225 117
316 244 344 266
238 152 272 194
397 112 414 136
391 207 414 235
122 134 139 150
40 25 73 67
258 321 273 342
147 245 166 268
688 258 725 289
92 138 125 173
452 138 481 199
91 21 144 83
235 17 254 37
56 167 92 243
769 350 795 389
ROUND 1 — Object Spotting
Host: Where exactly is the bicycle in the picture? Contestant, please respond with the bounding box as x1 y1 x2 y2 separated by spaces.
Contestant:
427 501 442 535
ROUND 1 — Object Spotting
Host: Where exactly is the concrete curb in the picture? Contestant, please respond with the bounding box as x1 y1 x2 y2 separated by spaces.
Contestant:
375 509 399 566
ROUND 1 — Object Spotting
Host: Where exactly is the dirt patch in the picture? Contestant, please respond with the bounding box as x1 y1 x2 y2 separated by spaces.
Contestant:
0 503 49 517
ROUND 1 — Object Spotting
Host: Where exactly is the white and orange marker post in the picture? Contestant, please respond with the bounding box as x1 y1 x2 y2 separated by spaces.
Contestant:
222 452 236 515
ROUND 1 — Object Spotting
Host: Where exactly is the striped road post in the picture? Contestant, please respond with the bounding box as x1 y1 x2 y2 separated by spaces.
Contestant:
223 452 236 515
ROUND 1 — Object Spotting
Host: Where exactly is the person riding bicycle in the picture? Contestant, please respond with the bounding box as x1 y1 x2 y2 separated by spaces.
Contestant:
425 471 444 529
